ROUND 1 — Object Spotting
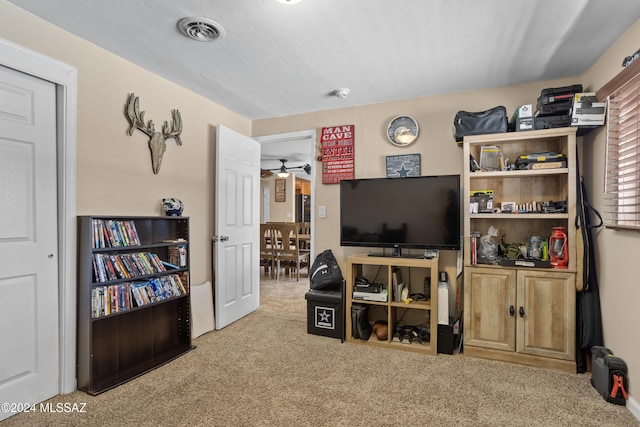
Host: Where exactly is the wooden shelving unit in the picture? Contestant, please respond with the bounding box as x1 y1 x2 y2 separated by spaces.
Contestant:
345 254 439 355
77 216 194 395
462 128 577 372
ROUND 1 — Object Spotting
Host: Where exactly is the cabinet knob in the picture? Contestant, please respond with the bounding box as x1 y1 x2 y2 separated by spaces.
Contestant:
519 306 525 317
509 305 515 316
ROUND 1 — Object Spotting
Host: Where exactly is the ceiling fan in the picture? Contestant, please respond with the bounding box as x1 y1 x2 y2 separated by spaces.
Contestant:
268 159 311 177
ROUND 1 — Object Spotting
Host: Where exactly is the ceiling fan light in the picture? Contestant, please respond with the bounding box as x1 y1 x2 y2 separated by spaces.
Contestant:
277 164 289 177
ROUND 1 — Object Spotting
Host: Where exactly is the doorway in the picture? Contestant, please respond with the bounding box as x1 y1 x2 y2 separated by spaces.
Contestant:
256 129 316 281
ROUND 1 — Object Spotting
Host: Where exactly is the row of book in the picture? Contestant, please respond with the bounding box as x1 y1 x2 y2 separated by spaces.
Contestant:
91 275 188 318
93 252 169 283
392 268 409 302
92 219 141 248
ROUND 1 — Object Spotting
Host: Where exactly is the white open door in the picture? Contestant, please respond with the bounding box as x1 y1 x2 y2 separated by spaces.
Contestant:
214 125 260 329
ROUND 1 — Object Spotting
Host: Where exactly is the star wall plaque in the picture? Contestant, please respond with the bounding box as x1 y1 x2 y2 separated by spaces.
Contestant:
386 154 421 178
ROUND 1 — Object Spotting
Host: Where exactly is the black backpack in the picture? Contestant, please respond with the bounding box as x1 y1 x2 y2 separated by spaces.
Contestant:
309 249 343 290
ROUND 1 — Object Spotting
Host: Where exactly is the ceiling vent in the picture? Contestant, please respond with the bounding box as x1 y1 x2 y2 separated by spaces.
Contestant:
177 17 225 42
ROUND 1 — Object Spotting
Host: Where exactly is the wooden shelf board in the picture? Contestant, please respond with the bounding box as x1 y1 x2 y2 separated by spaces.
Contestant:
84 344 194 395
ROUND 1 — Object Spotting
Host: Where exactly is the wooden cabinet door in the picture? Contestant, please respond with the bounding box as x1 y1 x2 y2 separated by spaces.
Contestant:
516 271 575 361
464 267 516 352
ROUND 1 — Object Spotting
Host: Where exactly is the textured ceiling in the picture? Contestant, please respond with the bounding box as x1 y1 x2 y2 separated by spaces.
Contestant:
8 0 640 123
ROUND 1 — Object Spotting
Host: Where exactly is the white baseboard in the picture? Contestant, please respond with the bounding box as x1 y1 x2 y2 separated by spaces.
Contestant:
627 396 640 422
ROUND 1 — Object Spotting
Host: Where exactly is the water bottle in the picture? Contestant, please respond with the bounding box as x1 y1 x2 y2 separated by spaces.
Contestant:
437 271 449 325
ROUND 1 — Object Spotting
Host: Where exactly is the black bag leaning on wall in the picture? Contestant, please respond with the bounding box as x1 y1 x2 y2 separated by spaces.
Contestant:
351 304 372 340
309 249 344 290
453 106 508 143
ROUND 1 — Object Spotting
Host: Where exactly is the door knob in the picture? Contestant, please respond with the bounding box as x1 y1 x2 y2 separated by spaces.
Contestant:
213 235 229 242
519 307 525 317
509 305 515 316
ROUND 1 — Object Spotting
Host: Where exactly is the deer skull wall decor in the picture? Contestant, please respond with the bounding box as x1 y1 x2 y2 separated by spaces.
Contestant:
125 93 183 174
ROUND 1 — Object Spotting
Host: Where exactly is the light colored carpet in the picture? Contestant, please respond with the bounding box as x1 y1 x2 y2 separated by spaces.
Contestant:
3 277 637 426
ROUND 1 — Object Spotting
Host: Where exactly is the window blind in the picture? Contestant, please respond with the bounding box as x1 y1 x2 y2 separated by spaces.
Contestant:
601 62 640 230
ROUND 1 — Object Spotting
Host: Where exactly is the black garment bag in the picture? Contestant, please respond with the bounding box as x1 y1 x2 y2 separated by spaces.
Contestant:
574 153 604 373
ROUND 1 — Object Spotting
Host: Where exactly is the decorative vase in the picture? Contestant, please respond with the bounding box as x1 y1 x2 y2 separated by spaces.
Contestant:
162 198 184 216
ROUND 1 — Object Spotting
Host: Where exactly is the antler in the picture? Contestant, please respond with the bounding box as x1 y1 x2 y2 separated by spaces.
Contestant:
125 93 184 174
162 109 183 146
125 93 153 137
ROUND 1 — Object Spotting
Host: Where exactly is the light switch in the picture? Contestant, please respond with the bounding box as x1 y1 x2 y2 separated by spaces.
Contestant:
319 205 326 218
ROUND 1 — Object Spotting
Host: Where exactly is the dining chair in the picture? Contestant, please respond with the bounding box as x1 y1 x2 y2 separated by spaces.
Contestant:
259 223 275 278
270 222 310 281
298 221 311 250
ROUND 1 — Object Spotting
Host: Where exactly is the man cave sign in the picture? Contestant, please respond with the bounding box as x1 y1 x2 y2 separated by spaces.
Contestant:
320 125 354 184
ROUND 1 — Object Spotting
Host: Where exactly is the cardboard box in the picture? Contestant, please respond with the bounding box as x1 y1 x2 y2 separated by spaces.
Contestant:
571 92 606 126
470 190 494 213
510 104 535 131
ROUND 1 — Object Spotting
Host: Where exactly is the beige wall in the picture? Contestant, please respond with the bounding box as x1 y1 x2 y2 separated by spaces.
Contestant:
3 0 638 403
0 1 252 285
580 18 640 397
260 174 296 222
253 77 580 309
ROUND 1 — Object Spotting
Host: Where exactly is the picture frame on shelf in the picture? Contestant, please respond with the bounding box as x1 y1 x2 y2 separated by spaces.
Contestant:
275 178 286 202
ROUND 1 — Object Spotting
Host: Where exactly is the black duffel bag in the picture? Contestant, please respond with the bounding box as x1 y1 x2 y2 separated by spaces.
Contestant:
453 106 508 143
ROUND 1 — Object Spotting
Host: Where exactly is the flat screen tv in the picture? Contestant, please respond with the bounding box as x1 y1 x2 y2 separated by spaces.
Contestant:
340 175 460 256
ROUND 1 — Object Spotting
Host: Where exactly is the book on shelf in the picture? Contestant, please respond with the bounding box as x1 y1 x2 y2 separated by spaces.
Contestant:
93 252 167 283
93 254 107 283
116 221 129 246
108 255 126 279
162 260 180 270
392 268 399 300
91 273 189 318
103 256 117 281
91 283 132 318
91 219 141 249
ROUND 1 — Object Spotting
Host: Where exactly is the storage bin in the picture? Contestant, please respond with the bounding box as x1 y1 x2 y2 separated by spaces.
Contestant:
305 288 344 341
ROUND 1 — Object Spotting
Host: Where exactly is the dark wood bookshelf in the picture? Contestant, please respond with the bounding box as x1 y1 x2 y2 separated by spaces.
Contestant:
77 216 194 395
